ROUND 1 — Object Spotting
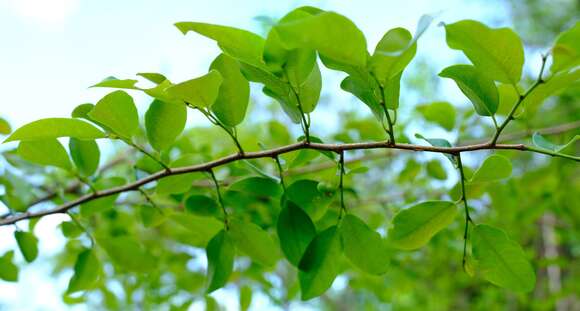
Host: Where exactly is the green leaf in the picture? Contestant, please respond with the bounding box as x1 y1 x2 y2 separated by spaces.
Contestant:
370 26 419 85
0 117 11 134
551 22 580 73
227 177 282 198
175 22 266 68
156 155 201 194
145 100 187 151
88 90 139 138
91 76 139 89
286 179 334 220
67 248 100 294
139 205 167 227
426 160 447 180
17 139 71 170
298 225 342 300
389 201 457 250
60 221 83 238
414 133 457 166
97 235 155 272
209 53 250 127
71 103 95 119
532 132 579 153
275 12 367 69
340 214 389 275
417 101 456 131
239 285 252 311
206 230 235 293
14 230 39 263
340 72 384 121
184 195 218 217
288 54 322 114
228 219 278 266
472 224 536 292
470 154 512 183
4 118 105 143
137 72 168 84
170 213 223 247
521 69 580 116
69 138 100 176
166 70 223 108
443 20 524 84
79 177 126 216
0 251 19 282
439 65 499 116
277 201 316 266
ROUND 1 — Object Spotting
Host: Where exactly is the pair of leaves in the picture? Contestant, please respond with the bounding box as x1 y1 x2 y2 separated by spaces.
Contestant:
205 219 278 293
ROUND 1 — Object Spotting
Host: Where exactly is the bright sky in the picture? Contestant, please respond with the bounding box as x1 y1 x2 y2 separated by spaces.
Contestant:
0 0 512 309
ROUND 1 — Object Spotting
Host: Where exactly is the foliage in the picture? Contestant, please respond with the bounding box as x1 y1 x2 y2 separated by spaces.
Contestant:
0 5 579 310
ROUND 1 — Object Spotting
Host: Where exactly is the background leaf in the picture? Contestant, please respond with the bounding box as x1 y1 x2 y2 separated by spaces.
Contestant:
67 248 100 294
206 230 234 293
340 214 390 275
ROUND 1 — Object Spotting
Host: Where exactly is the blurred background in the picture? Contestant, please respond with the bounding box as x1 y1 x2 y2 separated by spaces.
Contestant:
0 0 578 310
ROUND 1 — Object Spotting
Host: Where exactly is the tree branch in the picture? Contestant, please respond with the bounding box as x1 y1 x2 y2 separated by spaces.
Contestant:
1 139 578 226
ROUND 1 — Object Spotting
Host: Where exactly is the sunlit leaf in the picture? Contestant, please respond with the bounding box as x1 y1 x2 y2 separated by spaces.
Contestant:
166 70 223 108
3 118 105 143
18 139 71 170
69 138 100 176
88 90 139 138
470 154 512 183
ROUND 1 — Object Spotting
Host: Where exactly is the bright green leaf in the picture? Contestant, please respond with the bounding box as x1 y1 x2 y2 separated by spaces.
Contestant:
69 138 100 176
206 230 234 293
277 201 317 266
470 154 512 183
15 230 39 263
91 76 139 89
298 225 342 300
67 248 100 294
0 117 11 135
417 101 456 130
551 22 580 73
209 53 250 127
0 251 19 282
472 224 536 292
4 118 105 143
145 100 187 151
439 65 499 116
175 22 266 68
18 139 71 170
444 20 524 84
166 70 223 108
97 235 155 272
228 219 278 266
88 91 139 138
389 201 457 250
340 214 389 275
275 12 367 69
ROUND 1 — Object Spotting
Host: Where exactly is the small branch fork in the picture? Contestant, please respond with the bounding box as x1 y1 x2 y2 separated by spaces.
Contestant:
3 139 577 226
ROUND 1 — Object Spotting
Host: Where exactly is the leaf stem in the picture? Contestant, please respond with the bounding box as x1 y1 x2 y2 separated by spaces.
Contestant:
122 138 170 171
337 151 346 220
456 154 473 270
196 106 245 155
491 54 548 145
273 155 287 193
378 85 396 144
67 211 95 247
208 168 228 229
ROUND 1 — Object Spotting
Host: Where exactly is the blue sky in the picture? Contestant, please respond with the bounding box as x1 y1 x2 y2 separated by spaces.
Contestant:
0 0 514 309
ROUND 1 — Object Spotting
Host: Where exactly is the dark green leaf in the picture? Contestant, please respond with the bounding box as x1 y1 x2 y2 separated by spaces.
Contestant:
389 201 457 250
239 285 252 311
228 177 282 198
206 230 234 293
439 65 499 116
15 230 39 263
286 179 334 220
532 132 579 153
298 226 342 300
340 214 389 275
521 69 580 116
184 195 218 217
67 248 100 294
472 224 536 292
277 201 317 266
